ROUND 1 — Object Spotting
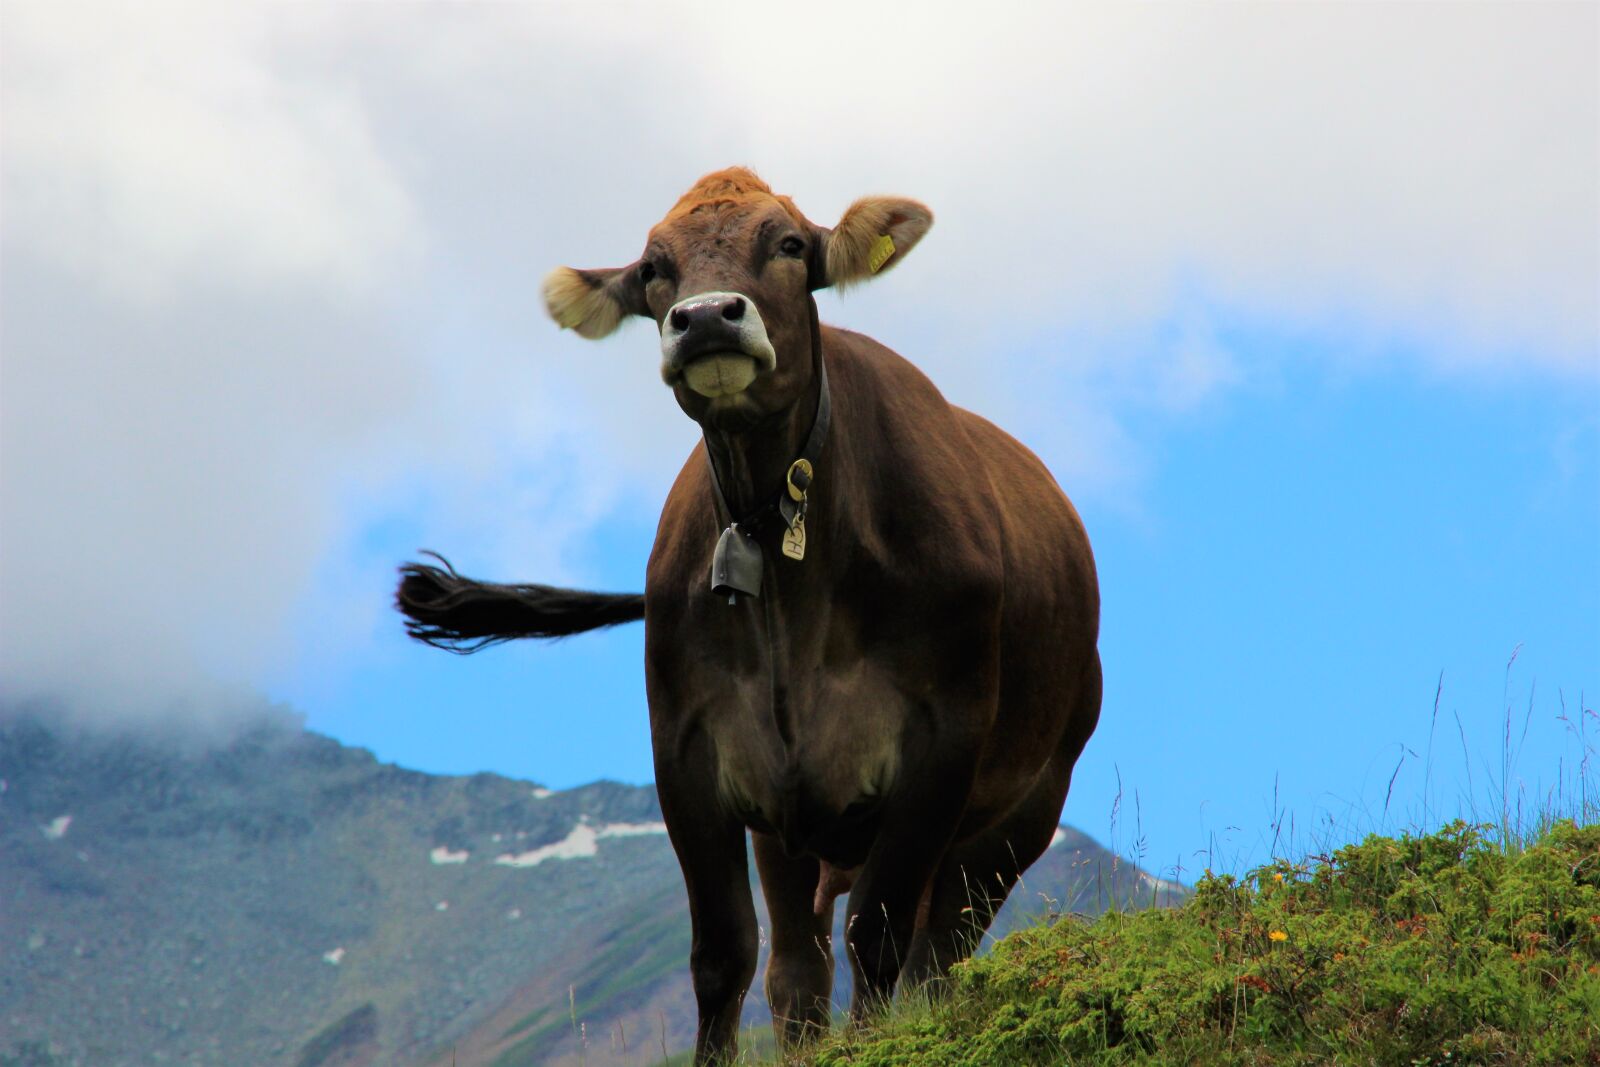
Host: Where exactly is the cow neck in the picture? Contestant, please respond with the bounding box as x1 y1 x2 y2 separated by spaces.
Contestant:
701 296 831 603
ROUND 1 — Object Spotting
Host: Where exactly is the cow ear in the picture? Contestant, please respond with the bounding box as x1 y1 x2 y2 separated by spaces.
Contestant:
543 265 648 340
821 197 934 289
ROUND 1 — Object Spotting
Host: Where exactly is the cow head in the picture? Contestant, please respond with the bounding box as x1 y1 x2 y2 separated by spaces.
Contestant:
543 168 932 429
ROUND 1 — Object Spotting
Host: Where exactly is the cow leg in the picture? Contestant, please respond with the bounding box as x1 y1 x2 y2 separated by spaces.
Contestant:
841 753 976 1018
752 831 835 1050
657 768 758 1065
900 772 1071 984
903 654 1102 984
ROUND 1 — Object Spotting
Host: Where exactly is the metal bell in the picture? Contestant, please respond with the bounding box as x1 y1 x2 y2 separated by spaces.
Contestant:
711 524 763 602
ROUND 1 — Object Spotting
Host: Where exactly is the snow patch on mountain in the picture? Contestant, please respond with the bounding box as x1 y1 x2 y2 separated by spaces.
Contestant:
492 821 668 868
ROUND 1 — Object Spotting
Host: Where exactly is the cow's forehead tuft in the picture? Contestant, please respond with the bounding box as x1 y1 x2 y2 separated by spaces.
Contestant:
678 166 773 203
658 167 810 231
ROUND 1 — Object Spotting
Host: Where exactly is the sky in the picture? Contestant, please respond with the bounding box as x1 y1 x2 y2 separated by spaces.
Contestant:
2 1 1596 878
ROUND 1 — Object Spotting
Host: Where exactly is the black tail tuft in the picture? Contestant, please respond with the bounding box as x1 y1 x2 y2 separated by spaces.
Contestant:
395 551 645 654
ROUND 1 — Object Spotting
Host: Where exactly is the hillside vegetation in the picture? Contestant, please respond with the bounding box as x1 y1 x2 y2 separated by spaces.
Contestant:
808 821 1600 1066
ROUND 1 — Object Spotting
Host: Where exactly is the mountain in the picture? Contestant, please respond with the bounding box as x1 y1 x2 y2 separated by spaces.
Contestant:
0 717 1183 1067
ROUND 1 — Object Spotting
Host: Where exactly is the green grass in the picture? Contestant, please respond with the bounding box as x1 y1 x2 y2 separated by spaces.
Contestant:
804 820 1600 1066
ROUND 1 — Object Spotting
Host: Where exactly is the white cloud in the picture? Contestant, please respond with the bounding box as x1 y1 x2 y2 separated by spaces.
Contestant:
1 2 1592 730
2 3 418 304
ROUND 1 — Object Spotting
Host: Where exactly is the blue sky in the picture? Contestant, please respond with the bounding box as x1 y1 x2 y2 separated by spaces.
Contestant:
3 3 1595 880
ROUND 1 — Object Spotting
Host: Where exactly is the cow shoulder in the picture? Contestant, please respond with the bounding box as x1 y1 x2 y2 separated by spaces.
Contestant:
949 404 1098 629
823 328 1006 598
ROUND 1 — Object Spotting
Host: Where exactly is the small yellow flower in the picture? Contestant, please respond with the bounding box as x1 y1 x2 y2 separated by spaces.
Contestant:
1269 930 1288 942
1273 872 1285 883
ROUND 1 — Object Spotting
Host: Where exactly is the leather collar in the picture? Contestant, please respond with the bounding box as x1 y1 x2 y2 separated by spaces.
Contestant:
704 298 831 601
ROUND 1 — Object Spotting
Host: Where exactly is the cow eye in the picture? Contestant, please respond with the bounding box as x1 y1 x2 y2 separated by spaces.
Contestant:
639 261 657 284
778 236 805 258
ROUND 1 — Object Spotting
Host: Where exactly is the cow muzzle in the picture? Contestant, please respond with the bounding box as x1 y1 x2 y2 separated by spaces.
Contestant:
659 291 778 398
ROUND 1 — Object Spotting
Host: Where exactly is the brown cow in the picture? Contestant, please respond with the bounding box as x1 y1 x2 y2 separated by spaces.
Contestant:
397 168 1101 1064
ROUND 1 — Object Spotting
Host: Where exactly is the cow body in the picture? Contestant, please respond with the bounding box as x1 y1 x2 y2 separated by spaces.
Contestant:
397 169 1101 1064
646 324 1099 1054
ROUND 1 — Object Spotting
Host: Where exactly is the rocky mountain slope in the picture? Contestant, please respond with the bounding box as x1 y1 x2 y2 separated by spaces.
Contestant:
0 716 1182 1067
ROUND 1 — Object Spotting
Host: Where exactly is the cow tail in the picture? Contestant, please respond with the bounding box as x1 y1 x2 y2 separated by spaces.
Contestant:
395 552 645 654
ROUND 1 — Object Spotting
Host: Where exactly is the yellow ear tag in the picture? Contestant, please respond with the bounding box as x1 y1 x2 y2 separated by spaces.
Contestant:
867 234 896 274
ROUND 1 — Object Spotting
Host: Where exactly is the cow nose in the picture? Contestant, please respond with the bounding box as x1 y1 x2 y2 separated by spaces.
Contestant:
666 293 745 337
658 290 777 387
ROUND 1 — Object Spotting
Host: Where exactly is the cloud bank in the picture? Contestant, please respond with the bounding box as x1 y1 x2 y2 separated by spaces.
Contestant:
1 2 1593 729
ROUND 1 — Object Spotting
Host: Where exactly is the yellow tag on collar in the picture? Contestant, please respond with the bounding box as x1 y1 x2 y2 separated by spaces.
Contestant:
867 234 896 273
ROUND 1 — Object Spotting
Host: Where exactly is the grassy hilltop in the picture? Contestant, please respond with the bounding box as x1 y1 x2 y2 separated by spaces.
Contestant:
803 821 1600 1066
